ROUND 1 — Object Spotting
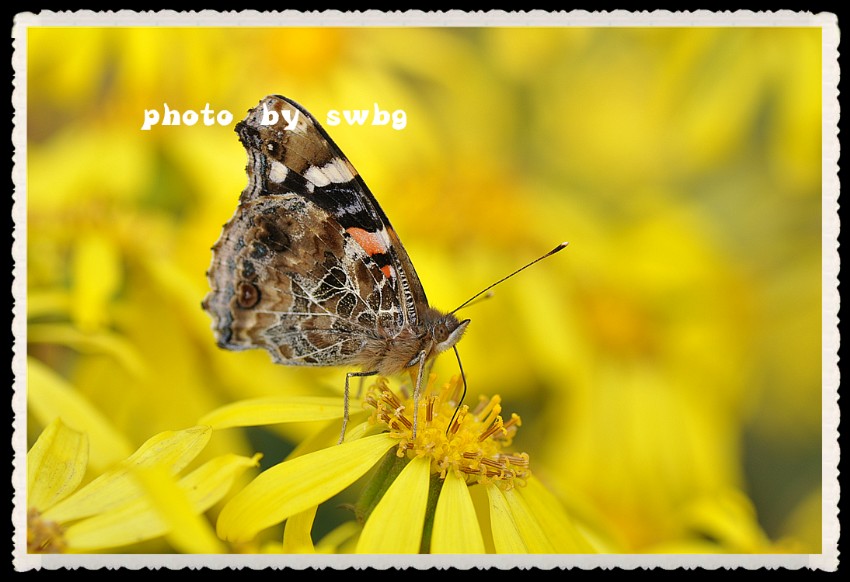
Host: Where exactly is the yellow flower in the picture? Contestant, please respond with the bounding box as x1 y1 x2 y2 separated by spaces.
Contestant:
644 489 798 554
22 25 825 554
212 376 596 554
25 418 258 553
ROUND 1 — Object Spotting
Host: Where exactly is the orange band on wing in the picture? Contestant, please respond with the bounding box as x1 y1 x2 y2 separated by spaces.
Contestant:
347 227 388 257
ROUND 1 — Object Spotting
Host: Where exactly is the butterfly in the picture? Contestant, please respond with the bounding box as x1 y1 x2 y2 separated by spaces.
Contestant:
203 95 472 443
203 95 567 444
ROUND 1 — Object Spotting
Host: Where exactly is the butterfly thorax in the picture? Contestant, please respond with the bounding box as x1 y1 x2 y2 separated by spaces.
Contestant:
358 308 470 376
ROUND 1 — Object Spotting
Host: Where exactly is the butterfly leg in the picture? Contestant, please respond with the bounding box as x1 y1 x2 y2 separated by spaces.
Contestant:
340 370 378 444
424 357 436 383
412 350 427 441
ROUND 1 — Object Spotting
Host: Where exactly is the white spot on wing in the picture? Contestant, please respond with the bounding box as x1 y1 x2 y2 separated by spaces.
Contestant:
269 160 289 183
304 158 356 187
304 165 331 187
323 158 356 183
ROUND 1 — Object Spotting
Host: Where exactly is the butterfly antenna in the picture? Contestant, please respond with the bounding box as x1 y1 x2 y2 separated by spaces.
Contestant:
446 345 468 436
450 242 569 315
457 290 495 311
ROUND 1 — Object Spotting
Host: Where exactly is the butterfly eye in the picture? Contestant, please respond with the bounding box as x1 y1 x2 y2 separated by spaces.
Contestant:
432 322 450 343
236 281 261 309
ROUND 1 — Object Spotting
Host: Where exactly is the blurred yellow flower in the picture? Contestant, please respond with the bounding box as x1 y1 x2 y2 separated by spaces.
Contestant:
27 357 134 472
645 489 799 554
26 419 257 553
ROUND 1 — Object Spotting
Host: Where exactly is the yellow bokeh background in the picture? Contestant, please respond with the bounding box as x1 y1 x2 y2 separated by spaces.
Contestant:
24 25 824 553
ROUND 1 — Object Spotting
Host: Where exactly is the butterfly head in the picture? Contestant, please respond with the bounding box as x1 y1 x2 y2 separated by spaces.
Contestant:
428 311 471 356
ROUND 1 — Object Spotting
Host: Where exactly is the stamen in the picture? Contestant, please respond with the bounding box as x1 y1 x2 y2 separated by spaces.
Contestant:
480 458 503 469
446 378 463 406
382 390 402 409
477 396 502 427
471 395 489 416
449 407 468 435
394 412 413 430
436 377 451 401
363 378 531 488
498 453 530 467
479 416 506 442
503 413 521 430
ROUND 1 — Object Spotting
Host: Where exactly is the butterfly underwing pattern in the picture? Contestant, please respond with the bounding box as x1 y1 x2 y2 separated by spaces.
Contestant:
203 95 470 442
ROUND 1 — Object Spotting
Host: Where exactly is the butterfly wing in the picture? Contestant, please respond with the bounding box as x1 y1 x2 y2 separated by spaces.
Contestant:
204 95 428 368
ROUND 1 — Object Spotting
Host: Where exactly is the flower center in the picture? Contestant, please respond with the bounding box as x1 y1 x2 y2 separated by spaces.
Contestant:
364 376 530 489
27 508 66 553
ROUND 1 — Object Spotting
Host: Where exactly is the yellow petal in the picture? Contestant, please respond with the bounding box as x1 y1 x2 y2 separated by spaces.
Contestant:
27 419 88 512
199 396 344 429
430 470 486 553
64 453 258 552
137 465 226 554
486 483 527 553
356 455 431 554
112 464 225 553
178 452 263 513
502 487 555 553
287 416 371 459
218 433 396 543
44 425 211 523
281 506 317 553
27 357 133 471
519 476 597 553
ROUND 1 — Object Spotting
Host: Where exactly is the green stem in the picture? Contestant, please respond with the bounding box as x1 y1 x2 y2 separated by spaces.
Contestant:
419 473 443 553
355 449 408 525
